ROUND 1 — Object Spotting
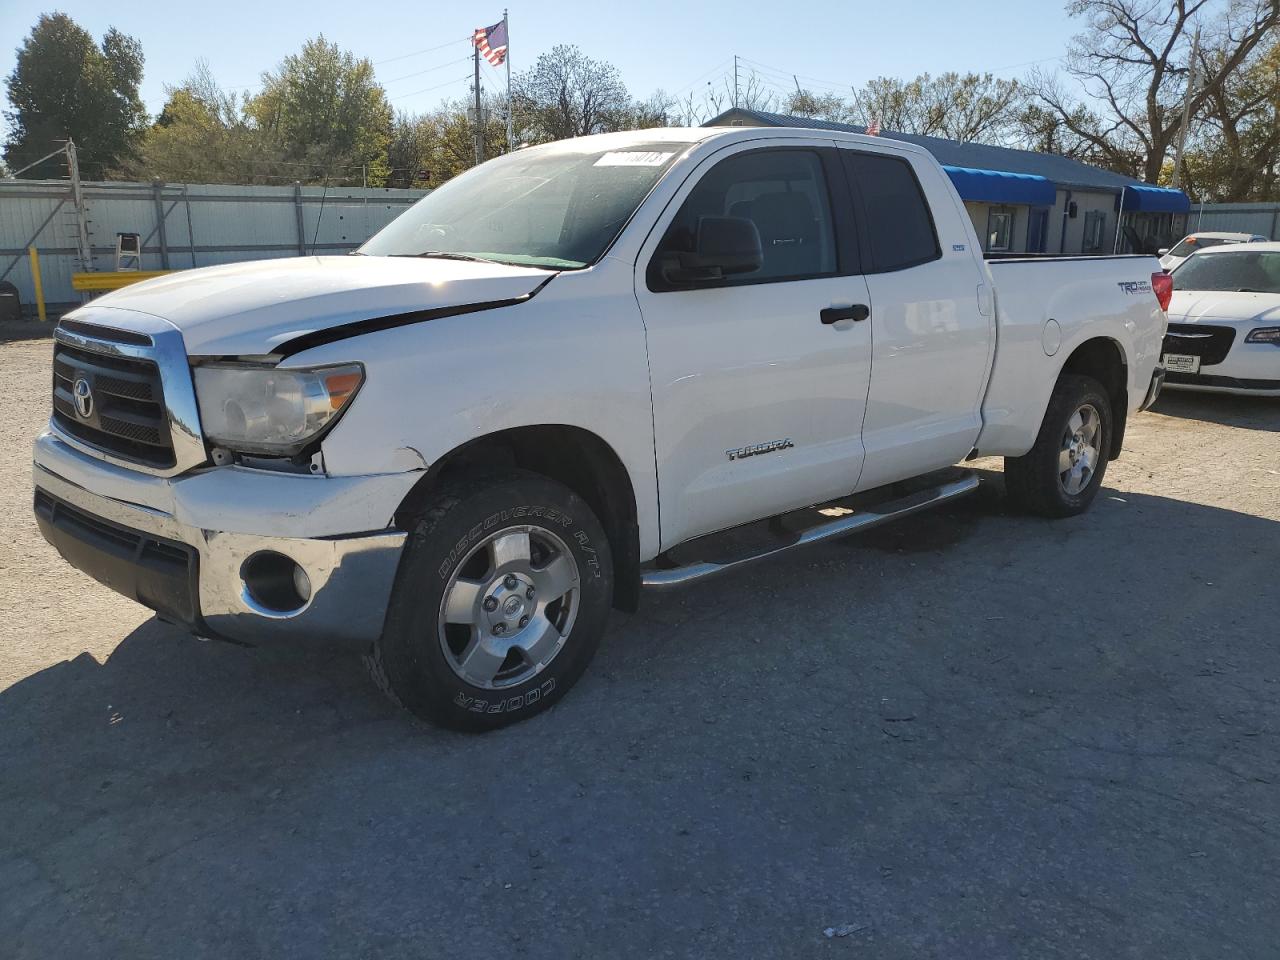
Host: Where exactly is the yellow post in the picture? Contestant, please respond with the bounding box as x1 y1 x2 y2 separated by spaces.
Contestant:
27 246 46 322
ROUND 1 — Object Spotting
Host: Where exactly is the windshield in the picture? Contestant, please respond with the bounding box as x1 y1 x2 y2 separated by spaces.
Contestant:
359 143 685 269
1172 250 1280 293
1167 236 1245 258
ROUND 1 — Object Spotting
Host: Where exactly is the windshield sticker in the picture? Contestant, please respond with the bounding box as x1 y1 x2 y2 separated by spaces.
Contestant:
594 151 675 167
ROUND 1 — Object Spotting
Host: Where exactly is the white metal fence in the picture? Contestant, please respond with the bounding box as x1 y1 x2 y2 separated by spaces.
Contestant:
0 178 429 310
1186 202 1280 239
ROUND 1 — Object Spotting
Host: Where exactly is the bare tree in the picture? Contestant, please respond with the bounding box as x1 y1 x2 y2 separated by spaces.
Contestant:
668 70 780 125
512 44 633 142
854 73 1027 142
1030 0 1280 182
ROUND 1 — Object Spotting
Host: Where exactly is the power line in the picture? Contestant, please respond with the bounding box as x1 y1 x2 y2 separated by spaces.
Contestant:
389 74 473 101
985 52 1068 72
374 37 470 66
383 55 473 85
668 58 736 97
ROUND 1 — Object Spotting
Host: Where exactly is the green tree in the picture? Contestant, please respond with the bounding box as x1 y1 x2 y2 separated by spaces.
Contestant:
3 13 146 178
1179 40 1280 200
126 62 290 184
386 96 508 189
248 36 393 185
784 89 857 124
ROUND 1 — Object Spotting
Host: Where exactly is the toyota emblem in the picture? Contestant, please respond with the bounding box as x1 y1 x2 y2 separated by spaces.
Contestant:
72 377 94 419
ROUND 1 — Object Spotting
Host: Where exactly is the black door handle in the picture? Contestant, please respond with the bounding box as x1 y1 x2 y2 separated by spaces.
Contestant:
821 304 870 324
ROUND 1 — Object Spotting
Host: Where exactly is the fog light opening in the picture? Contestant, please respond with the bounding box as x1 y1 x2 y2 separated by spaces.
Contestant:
241 551 311 614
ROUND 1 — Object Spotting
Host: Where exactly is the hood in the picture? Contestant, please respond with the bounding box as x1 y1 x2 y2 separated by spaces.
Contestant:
66 256 554 356
1167 290 1280 325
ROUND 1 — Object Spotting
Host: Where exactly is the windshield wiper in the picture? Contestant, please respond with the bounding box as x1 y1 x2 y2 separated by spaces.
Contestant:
393 251 498 264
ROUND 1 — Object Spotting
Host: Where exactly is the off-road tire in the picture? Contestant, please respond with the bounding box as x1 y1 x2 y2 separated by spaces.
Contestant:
372 470 613 731
1004 373 1113 518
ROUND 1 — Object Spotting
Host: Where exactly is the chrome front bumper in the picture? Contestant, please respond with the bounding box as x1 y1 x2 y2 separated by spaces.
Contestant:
33 457 409 650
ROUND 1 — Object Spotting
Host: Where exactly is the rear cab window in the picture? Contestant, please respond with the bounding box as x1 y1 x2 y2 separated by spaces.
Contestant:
840 152 941 273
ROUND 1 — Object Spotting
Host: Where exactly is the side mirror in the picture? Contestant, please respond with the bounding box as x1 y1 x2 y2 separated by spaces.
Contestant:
1157 248 1170 256
661 216 763 285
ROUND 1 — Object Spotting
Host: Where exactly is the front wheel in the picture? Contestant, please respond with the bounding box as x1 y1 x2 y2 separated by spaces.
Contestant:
1003 373 1113 518
371 470 613 731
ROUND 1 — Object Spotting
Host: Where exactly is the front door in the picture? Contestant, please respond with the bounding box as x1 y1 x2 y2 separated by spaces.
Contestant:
634 143 874 550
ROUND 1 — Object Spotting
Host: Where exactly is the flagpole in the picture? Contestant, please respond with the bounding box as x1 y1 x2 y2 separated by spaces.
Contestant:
505 8 513 152
473 35 483 165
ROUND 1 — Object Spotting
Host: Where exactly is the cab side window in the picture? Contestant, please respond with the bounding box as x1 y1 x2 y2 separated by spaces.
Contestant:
649 149 837 289
842 152 940 272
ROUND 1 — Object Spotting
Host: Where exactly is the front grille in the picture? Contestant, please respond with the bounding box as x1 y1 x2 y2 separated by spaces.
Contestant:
52 341 176 467
1163 323 1236 366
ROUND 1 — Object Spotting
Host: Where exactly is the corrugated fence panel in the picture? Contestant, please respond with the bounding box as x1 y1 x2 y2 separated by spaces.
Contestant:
1187 203 1280 240
1 179 427 310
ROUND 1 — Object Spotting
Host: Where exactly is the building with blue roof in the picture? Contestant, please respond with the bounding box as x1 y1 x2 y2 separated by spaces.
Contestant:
707 109 1190 256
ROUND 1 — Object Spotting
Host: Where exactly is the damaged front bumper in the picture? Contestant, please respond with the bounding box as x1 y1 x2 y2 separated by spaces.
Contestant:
32 430 416 649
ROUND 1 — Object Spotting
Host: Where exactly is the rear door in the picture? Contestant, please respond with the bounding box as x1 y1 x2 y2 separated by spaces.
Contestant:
836 147 994 491
634 141 873 549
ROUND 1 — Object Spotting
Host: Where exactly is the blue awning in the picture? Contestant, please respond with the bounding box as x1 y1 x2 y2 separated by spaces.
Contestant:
1120 184 1190 213
942 165 1057 206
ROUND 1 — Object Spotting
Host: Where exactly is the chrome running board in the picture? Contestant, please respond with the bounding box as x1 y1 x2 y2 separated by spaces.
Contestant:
641 471 980 590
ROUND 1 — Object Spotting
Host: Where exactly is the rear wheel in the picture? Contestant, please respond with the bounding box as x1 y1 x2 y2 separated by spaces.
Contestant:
1004 374 1112 518
371 470 613 731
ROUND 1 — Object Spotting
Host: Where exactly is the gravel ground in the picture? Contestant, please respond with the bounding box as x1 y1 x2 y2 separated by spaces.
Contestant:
2 332 1278 958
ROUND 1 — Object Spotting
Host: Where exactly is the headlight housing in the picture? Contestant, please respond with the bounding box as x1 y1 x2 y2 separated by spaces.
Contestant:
193 363 363 456
1244 326 1280 345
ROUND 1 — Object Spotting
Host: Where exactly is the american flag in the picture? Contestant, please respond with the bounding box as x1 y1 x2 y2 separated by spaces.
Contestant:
866 117 881 136
473 21 509 66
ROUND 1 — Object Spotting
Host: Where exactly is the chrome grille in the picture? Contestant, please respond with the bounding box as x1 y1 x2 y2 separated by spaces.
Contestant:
52 341 176 467
1163 324 1236 366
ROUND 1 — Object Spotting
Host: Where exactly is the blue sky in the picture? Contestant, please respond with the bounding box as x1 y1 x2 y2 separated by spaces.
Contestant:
2 0 1082 121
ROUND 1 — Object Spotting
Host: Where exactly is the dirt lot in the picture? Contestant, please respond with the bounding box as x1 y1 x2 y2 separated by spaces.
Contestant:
2 332 1278 959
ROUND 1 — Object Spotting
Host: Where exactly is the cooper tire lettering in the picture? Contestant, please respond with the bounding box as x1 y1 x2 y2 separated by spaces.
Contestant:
377 471 610 731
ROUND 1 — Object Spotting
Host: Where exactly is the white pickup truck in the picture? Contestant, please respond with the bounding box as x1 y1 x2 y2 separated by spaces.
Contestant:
33 126 1169 730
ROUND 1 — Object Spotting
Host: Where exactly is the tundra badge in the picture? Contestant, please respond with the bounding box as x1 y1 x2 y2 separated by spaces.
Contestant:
726 438 795 461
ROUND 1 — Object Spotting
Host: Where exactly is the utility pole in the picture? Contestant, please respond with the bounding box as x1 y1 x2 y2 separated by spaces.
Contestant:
733 54 739 108
65 139 93 273
850 86 867 127
1171 25 1201 190
473 40 484 165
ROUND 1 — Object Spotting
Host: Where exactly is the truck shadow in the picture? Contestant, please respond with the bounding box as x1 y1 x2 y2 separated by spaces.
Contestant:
2 484 1279 956
1149 390 1280 432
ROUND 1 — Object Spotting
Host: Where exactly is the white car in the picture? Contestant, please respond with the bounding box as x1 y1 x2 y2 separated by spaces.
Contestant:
32 126 1167 730
1159 231 1268 271
1162 242 1280 396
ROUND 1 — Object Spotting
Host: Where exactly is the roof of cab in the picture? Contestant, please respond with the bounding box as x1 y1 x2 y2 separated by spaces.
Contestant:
1180 231 1269 241
522 125 934 160
1184 239 1280 253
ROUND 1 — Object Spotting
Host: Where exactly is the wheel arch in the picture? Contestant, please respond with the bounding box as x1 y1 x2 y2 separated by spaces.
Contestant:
1058 336 1128 460
395 425 642 612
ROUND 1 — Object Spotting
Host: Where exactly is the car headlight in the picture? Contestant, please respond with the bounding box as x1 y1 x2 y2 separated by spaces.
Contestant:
1244 327 1280 345
193 363 363 455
